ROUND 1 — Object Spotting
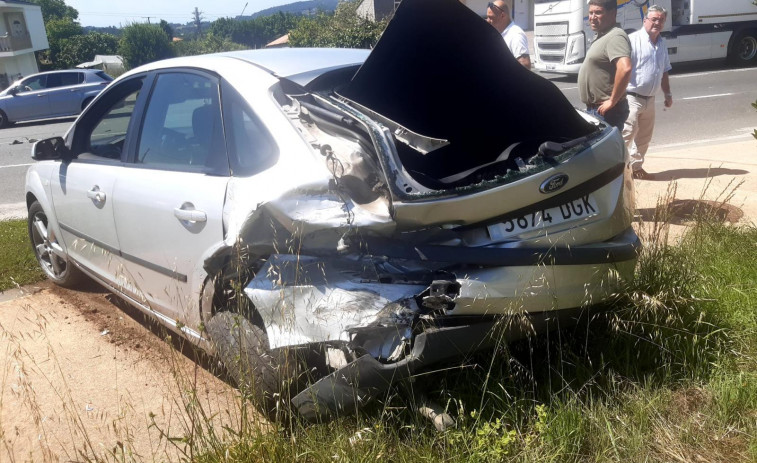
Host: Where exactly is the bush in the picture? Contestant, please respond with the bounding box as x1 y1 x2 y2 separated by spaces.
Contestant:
56 32 119 69
118 23 173 70
289 0 387 48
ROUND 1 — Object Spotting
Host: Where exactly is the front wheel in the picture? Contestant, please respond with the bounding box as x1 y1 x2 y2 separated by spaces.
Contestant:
729 29 757 66
28 201 85 288
0 109 10 129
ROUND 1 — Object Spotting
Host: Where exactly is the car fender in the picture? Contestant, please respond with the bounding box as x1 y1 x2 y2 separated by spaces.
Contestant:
25 163 69 254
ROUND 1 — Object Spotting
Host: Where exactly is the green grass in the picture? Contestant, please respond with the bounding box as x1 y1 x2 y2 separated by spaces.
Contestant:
2 211 756 462
0 219 44 291
136 220 755 463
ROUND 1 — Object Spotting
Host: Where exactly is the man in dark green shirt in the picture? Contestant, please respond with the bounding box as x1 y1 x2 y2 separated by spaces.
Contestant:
578 0 632 131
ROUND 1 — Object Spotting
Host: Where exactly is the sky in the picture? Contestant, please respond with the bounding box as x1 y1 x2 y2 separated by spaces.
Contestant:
65 0 294 28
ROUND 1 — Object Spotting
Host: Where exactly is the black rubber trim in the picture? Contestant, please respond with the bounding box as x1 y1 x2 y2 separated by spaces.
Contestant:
360 227 640 267
456 162 625 231
58 222 188 282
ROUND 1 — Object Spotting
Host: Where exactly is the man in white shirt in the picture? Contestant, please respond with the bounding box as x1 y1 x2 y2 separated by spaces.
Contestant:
486 0 531 69
623 4 673 179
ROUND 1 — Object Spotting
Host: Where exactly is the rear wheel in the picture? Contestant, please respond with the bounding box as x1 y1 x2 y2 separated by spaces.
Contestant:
206 311 321 422
81 97 94 112
729 29 757 66
28 201 85 288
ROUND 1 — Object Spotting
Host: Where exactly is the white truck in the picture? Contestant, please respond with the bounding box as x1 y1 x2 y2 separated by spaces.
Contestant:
533 0 757 74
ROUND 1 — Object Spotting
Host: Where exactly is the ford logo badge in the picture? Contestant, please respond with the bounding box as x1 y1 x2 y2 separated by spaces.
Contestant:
540 174 569 194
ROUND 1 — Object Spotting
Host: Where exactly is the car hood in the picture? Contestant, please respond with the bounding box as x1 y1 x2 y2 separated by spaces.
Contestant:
339 0 594 176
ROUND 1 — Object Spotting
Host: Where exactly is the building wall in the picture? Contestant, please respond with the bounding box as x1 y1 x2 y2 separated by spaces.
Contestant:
0 52 38 88
24 4 49 50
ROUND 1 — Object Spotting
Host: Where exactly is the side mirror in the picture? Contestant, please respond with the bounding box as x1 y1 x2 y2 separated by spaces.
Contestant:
32 137 72 161
8 86 18 96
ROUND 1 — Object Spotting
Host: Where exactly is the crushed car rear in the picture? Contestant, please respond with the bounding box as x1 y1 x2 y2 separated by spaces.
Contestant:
205 0 639 422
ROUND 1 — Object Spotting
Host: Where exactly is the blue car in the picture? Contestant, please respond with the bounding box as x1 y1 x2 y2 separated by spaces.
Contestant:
0 69 112 128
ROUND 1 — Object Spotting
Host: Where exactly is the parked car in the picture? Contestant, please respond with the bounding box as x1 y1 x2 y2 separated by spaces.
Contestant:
0 69 112 128
25 0 639 423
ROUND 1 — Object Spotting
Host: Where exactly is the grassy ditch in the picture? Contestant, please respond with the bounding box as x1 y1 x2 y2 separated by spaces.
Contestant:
147 210 757 462
0 219 44 292
2 206 756 462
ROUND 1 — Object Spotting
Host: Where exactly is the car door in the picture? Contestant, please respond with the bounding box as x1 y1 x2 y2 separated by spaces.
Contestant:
47 71 85 116
111 70 230 322
5 74 49 120
49 76 146 285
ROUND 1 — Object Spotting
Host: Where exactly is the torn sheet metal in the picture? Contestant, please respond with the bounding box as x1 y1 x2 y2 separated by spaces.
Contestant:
244 254 428 349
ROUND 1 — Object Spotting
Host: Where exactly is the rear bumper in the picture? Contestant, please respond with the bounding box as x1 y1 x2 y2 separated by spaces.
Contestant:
286 228 640 420
292 306 588 421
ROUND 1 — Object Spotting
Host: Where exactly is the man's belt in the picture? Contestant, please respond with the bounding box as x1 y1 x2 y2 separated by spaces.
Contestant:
627 91 652 99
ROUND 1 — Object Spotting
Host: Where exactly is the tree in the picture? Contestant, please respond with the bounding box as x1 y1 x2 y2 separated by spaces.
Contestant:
289 1 386 48
159 19 174 41
29 0 78 23
119 23 173 70
30 0 79 24
57 32 119 69
40 17 82 69
208 13 301 49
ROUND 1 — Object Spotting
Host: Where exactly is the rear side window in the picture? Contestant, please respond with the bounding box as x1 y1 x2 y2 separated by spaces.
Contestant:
221 81 278 177
47 72 82 88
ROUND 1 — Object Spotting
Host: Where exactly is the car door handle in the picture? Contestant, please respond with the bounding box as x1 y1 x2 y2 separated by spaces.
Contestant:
174 207 207 223
37 94 45 97
86 187 106 204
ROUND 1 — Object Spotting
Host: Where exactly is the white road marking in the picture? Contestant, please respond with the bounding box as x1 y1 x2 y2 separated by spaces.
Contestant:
653 133 754 150
0 163 33 169
681 93 735 101
670 67 757 79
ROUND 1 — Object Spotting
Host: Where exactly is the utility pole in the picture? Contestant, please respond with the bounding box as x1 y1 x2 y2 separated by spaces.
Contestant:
193 7 203 36
240 2 248 18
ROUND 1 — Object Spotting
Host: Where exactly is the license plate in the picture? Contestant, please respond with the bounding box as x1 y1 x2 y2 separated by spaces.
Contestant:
546 64 556 70
487 195 599 241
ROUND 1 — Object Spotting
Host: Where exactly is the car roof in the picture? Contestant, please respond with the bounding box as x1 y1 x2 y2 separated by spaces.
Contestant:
123 48 371 90
26 69 101 76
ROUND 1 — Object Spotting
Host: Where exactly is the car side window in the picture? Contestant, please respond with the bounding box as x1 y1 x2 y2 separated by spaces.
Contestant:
19 75 45 92
221 81 278 177
135 72 227 175
79 78 144 160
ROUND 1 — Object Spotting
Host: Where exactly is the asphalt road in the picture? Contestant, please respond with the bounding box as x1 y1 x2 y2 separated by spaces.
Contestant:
1 61 756 219
540 62 757 147
0 118 73 219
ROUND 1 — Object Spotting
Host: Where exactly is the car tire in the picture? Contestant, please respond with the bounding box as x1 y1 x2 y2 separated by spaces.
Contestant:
729 29 757 66
28 200 85 288
0 109 10 129
206 311 318 422
81 97 94 112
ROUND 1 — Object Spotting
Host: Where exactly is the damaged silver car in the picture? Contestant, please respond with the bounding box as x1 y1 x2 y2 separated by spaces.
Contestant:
25 0 639 422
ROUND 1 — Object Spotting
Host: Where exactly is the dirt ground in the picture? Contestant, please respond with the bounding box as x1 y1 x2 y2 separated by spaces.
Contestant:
0 282 251 463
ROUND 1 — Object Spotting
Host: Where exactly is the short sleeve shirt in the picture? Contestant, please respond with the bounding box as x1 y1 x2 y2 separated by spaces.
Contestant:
501 22 530 59
578 27 631 105
627 29 672 97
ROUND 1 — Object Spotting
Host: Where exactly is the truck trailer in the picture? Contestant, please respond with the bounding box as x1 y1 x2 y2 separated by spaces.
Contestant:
533 0 757 74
